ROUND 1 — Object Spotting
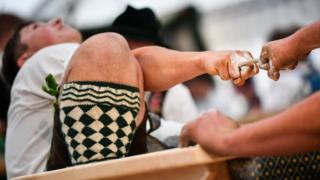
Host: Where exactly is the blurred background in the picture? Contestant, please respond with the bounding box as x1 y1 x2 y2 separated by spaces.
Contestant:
1 0 320 119
1 0 319 53
1 1 320 178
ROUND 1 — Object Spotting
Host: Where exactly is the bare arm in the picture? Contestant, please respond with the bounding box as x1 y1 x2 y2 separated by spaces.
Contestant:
180 92 320 156
224 92 320 156
132 46 258 91
291 21 320 52
260 21 320 80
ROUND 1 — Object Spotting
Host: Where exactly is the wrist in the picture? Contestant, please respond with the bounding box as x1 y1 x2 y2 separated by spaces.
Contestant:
202 126 240 156
194 52 208 74
200 51 220 75
220 129 238 155
287 32 312 59
219 122 245 156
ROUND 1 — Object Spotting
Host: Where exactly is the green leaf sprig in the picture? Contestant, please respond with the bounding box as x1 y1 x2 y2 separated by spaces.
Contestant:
42 74 59 110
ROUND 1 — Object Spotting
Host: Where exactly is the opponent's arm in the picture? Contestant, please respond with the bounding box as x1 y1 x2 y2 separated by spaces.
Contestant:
180 92 320 156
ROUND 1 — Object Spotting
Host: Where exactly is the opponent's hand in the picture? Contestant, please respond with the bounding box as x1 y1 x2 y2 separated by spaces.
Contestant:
179 109 239 155
204 51 259 86
259 37 310 81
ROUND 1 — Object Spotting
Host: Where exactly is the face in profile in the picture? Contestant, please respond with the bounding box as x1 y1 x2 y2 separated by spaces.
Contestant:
20 18 82 54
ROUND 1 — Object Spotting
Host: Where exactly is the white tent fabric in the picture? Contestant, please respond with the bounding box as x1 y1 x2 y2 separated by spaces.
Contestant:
1 0 249 28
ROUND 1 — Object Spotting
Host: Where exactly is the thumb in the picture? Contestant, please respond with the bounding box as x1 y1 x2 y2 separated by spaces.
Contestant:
268 67 280 81
179 124 193 147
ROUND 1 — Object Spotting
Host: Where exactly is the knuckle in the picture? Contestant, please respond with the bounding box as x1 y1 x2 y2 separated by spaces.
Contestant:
220 76 229 80
235 79 245 86
220 72 230 80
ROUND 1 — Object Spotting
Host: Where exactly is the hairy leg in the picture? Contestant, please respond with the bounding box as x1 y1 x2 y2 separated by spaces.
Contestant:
63 33 145 125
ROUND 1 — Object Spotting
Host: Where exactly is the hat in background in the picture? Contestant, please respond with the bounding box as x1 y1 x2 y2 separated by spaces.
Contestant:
110 5 166 46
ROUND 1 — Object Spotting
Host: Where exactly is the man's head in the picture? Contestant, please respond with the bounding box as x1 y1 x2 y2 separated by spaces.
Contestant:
1 18 82 85
110 6 165 49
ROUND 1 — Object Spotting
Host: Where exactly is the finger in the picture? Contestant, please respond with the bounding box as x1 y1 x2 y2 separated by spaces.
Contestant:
239 58 259 76
242 51 254 61
259 46 272 71
287 61 299 70
179 125 192 147
218 67 230 80
219 72 230 80
235 50 253 60
253 63 260 74
233 78 245 86
267 67 280 81
229 54 240 78
246 62 259 78
259 46 270 64
230 51 256 80
259 62 270 70
240 63 254 79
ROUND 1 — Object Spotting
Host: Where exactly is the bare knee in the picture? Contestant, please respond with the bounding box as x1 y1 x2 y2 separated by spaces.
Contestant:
68 32 132 73
77 33 130 60
65 32 139 86
84 33 129 51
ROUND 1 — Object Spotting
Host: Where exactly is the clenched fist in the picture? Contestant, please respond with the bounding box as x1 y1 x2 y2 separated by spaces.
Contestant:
259 36 311 81
203 50 259 86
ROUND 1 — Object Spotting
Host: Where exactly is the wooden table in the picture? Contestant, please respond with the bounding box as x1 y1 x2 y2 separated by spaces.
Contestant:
14 145 233 180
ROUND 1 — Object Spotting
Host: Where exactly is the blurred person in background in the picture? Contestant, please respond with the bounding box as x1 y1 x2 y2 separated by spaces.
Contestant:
233 78 262 121
184 73 215 112
184 74 249 120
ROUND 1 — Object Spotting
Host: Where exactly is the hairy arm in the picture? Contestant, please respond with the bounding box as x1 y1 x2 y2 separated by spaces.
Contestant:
132 46 207 91
223 92 320 156
180 92 320 156
291 21 320 53
132 46 257 91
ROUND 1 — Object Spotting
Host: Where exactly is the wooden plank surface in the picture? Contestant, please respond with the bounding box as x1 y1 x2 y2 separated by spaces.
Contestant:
14 145 233 180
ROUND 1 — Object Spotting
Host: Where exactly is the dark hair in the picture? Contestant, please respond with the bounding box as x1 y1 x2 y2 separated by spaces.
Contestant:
110 5 166 46
1 21 32 86
268 25 301 41
0 76 10 122
0 14 23 38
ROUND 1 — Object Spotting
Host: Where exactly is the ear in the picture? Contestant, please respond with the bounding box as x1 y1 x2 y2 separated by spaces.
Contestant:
16 53 30 68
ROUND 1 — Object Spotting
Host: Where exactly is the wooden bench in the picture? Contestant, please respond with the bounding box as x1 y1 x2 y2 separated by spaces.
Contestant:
14 145 233 180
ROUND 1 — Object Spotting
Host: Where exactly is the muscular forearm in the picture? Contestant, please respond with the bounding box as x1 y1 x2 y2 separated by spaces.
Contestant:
132 46 209 91
289 21 320 55
221 92 320 156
